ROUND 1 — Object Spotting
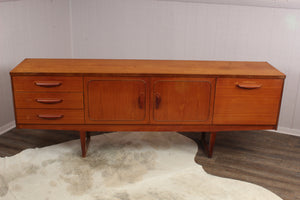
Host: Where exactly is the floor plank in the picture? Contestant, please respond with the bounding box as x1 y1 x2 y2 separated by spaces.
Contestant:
181 131 300 200
0 129 299 200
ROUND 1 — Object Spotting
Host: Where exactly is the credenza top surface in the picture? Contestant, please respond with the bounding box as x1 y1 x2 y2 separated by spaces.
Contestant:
10 58 285 78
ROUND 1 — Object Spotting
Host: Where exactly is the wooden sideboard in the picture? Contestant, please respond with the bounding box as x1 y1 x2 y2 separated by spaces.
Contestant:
10 59 285 157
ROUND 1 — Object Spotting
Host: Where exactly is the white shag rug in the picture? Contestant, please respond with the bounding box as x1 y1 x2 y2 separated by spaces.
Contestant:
0 132 282 200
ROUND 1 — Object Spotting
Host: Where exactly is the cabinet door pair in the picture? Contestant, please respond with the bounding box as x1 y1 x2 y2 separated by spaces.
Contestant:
85 77 215 124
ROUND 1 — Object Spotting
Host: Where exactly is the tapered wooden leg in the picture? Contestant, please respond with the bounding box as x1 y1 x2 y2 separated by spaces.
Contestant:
80 131 90 157
200 132 217 158
208 132 216 158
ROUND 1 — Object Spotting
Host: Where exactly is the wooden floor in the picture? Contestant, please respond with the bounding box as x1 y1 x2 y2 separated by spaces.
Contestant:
0 129 299 200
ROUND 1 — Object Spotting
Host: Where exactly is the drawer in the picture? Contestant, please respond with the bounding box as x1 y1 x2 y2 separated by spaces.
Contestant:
12 76 83 92
213 78 284 125
14 92 83 109
16 109 84 124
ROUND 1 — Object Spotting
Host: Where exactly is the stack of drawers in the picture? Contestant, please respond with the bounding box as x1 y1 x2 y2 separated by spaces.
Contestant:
12 76 84 124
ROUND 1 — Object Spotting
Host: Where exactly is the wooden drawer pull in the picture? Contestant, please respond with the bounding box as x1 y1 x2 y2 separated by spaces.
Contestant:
34 81 62 87
138 92 145 109
36 98 63 104
155 93 161 109
236 82 262 89
37 114 64 120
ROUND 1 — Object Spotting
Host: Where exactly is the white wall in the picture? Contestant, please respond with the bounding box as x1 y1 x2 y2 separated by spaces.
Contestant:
1 0 300 136
71 0 300 136
0 0 72 133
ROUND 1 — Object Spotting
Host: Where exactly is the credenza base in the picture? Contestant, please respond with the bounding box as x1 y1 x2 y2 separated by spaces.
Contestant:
16 124 277 158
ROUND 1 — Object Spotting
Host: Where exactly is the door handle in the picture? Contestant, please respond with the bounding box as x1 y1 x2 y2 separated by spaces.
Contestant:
236 82 262 89
36 98 63 104
35 81 62 87
37 114 64 120
155 93 161 109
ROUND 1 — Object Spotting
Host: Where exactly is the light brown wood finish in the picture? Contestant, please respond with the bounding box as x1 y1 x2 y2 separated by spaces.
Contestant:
14 92 83 109
16 109 84 124
12 76 83 92
10 59 285 157
16 124 277 132
11 59 285 78
214 78 284 125
85 77 149 124
12 72 84 126
151 78 215 124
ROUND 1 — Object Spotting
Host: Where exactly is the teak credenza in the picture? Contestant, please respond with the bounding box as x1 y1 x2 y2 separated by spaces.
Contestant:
10 59 285 158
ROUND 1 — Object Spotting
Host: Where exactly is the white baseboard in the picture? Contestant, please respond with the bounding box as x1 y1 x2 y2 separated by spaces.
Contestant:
271 126 300 137
0 121 16 135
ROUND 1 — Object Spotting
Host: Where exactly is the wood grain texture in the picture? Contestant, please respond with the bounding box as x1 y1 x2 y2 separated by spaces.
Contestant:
213 78 284 125
12 76 83 92
184 131 300 200
14 92 83 109
0 129 299 200
10 59 285 158
10 59 285 78
15 124 276 132
151 77 215 124
84 77 149 124
16 109 84 124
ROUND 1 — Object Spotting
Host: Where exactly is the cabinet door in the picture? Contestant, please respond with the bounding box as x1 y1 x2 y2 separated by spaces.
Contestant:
151 78 215 124
85 77 149 124
213 78 284 125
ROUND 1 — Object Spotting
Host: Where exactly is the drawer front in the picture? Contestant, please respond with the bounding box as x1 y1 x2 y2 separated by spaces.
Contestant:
16 109 84 124
14 92 83 109
213 78 283 125
13 76 83 92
